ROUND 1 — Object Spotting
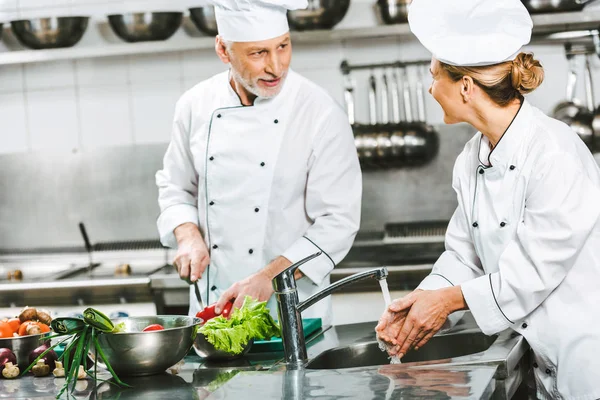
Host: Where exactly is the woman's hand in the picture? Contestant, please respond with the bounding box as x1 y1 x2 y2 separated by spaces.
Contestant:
377 286 467 358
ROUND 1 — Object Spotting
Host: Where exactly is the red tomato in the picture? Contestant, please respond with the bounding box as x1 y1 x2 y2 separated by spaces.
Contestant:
7 318 20 333
142 324 164 332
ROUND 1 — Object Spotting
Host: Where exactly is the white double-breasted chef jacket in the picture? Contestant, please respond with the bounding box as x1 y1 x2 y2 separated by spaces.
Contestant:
156 69 362 326
418 101 600 400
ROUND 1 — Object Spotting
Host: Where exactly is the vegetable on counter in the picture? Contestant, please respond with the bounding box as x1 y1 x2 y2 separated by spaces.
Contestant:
196 300 234 322
1 306 53 338
199 296 280 355
0 348 17 378
31 360 50 377
23 307 130 399
2 362 19 379
29 343 57 372
53 361 65 377
142 324 164 332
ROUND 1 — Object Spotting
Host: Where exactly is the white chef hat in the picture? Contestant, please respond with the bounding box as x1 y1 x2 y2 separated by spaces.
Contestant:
408 0 533 67
207 0 308 42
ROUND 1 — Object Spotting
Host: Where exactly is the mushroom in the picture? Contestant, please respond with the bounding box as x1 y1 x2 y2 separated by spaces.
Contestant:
19 306 37 323
35 309 52 325
53 361 65 377
2 362 19 379
32 360 50 377
77 365 86 380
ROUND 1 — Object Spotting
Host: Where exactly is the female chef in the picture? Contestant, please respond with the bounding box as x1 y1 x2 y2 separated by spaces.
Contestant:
377 0 600 398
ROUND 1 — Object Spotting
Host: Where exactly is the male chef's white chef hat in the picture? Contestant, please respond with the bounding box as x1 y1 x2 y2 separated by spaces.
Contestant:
207 0 308 42
408 0 533 67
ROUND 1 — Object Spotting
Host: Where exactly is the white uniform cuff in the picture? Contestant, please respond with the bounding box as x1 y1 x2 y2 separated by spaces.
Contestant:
460 274 512 335
417 273 455 291
282 237 334 286
157 203 199 248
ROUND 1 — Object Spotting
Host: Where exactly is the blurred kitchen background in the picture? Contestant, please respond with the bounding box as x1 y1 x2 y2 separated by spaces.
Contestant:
1 0 600 325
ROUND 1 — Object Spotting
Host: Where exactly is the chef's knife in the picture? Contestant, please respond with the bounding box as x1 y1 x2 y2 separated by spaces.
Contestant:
193 280 204 312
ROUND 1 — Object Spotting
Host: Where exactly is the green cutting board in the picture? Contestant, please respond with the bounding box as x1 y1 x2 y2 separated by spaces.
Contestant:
250 318 322 353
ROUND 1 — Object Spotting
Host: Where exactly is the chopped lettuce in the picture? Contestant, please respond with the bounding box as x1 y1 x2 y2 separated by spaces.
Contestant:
199 296 280 355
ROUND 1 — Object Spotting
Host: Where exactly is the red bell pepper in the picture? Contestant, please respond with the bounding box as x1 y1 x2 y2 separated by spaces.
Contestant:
196 301 234 322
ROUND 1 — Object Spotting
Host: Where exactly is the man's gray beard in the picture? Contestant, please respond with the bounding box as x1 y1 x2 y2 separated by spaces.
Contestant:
230 67 285 99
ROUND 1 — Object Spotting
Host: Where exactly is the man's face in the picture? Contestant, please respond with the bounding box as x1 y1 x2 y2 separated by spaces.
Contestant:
226 33 292 98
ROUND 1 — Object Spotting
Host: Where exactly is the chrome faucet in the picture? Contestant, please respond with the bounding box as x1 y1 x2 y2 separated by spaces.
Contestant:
273 251 388 368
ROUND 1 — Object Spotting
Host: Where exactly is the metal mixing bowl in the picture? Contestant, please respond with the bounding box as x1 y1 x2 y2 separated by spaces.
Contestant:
10 16 89 49
93 316 201 377
108 12 183 43
0 332 51 367
189 6 218 36
193 332 253 361
376 0 410 25
287 0 350 31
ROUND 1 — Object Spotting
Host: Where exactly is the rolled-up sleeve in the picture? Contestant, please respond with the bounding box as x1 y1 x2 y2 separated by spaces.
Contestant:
282 110 362 286
461 153 600 335
155 97 200 248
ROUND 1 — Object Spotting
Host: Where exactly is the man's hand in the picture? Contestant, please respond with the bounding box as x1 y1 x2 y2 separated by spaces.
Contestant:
173 223 210 282
215 256 299 314
215 270 274 312
380 286 467 359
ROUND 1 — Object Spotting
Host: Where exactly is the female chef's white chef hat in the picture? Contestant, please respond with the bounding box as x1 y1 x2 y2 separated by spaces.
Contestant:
207 0 307 42
408 0 533 66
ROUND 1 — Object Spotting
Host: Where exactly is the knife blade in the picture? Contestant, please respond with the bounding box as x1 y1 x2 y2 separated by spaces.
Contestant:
193 280 205 311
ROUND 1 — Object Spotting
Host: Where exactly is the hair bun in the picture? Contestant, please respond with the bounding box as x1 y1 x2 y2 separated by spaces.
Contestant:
511 52 544 95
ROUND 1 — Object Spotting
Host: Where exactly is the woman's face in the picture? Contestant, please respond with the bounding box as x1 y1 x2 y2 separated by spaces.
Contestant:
428 58 466 124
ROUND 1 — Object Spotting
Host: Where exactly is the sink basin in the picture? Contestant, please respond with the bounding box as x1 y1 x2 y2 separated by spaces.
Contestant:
306 331 498 370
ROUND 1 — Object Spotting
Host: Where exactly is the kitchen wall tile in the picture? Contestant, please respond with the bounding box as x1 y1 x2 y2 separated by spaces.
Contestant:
342 37 402 64
24 61 75 91
131 81 182 144
128 52 182 85
0 92 28 153
292 43 343 70
181 49 228 84
75 56 129 87
0 64 24 93
79 85 132 149
27 88 79 151
296 68 345 108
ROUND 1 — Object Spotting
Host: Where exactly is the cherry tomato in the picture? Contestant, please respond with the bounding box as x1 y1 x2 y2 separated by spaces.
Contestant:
142 324 164 332
0 322 13 338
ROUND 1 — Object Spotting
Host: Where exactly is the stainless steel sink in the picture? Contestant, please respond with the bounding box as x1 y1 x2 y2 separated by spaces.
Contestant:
306 331 498 369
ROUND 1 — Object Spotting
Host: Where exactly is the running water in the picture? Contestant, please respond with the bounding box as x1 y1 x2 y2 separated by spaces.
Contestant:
377 278 402 364
379 278 392 306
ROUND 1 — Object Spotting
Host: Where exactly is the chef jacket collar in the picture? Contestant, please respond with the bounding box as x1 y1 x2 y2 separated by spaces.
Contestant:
478 100 532 170
223 68 293 107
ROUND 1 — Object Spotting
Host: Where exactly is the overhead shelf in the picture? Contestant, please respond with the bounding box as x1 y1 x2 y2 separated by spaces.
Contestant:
0 10 599 66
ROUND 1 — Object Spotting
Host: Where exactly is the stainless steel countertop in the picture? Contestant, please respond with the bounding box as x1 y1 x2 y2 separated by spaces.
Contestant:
3 315 507 399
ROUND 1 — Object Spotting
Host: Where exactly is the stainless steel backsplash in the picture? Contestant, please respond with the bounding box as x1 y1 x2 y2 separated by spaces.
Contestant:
0 124 476 251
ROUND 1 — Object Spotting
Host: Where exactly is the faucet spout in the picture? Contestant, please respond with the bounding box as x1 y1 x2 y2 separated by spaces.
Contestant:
298 267 388 313
273 259 389 368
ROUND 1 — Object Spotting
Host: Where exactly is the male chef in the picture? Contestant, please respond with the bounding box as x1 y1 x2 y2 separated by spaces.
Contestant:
155 0 361 325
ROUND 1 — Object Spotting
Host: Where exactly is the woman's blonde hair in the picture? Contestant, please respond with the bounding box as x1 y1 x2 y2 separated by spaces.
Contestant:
440 52 544 106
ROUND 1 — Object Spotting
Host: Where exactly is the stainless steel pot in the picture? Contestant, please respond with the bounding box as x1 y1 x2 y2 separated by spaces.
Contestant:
288 0 350 31
189 6 218 36
376 0 410 25
521 0 598 14
401 67 429 164
108 12 183 43
10 16 89 49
